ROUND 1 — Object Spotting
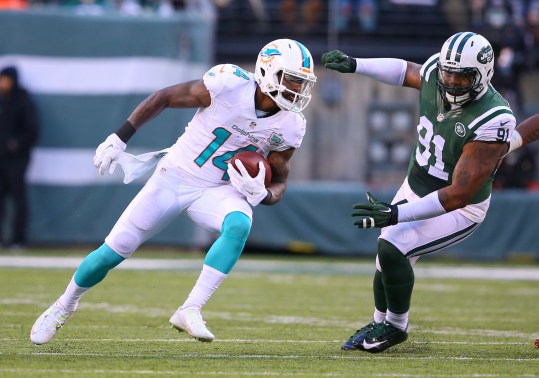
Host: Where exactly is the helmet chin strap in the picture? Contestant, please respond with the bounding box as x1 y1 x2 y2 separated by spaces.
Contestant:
444 92 470 106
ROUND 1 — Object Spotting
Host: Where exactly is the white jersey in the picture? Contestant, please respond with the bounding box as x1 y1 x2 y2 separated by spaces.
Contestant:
167 63 306 186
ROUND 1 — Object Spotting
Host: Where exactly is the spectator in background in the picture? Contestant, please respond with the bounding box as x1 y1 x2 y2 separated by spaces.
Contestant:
0 0 28 10
468 0 535 121
337 0 378 32
0 66 39 249
280 0 323 32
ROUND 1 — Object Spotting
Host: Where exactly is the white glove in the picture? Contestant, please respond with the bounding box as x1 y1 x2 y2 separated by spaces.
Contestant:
93 133 127 176
227 160 268 206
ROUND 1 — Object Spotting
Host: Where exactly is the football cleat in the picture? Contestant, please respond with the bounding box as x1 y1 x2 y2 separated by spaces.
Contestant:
30 300 76 345
361 320 408 353
341 321 378 350
169 307 214 342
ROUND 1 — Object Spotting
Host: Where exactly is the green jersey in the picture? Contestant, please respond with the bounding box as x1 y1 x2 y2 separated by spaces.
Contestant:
407 53 516 204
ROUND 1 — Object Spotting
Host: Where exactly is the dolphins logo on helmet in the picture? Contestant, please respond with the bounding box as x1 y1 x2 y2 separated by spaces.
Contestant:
254 39 317 112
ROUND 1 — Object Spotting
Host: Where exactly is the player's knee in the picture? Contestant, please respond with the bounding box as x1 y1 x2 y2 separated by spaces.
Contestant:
377 239 407 270
93 243 125 269
106 229 142 257
221 212 251 241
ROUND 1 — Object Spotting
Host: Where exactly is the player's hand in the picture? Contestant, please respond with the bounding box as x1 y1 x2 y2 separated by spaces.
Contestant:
227 160 268 206
321 50 357 73
93 133 127 176
351 192 398 228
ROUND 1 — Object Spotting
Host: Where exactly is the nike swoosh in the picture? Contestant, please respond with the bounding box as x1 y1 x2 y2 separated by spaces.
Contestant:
500 121 509 126
380 208 391 213
363 340 386 350
245 190 254 195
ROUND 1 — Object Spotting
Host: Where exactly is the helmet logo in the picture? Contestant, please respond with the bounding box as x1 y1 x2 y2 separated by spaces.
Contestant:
477 45 493 64
260 46 282 63
454 122 466 137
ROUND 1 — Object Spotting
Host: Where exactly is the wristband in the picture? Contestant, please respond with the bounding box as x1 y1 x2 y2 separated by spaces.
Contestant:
115 120 137 143
347 56 357 73
507 130 523 154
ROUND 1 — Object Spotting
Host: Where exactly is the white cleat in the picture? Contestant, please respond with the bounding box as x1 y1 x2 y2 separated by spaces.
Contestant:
169 307 214 342
30 300 75 345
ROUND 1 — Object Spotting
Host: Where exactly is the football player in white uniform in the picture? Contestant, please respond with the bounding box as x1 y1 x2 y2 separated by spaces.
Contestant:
30 39 316 345
322 32 515 352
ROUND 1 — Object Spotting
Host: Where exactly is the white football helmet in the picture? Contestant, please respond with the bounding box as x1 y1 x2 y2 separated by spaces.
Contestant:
254 39 317 112
437 32 494 106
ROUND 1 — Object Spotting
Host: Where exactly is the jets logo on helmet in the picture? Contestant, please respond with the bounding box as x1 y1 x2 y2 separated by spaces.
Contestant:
477 45 494 64
437 32 494 106
254 39 317 113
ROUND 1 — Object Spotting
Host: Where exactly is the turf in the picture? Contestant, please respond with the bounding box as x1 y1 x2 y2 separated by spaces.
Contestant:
1 254 538 377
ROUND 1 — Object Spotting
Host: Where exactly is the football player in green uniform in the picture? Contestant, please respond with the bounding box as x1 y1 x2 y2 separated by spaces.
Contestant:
322 32 516 353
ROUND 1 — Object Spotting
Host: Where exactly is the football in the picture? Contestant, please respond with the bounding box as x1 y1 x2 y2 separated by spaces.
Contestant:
231 151 272 186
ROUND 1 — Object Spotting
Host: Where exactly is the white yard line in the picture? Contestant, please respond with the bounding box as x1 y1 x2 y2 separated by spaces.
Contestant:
0 337 531 345
0 368 469 377
1 352 536 362
0 256 538 280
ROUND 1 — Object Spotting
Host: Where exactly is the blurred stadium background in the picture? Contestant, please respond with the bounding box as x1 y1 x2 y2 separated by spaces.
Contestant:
1 0 539 260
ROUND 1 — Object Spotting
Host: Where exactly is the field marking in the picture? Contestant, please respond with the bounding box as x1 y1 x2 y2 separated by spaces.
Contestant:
1 256 539 280
2 351 538 362
1 369 537 378
0 368 471 377
0 337 533 345
0 370 343 377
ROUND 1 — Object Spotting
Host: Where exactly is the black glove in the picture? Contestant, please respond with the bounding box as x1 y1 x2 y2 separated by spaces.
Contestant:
351 192 399 228
321 50 357 73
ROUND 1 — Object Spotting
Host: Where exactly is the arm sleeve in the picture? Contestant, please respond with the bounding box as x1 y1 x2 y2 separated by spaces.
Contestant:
397 191 446 222
354 58 407 86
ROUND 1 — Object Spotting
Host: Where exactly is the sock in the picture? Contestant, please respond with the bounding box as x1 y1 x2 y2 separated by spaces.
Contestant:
203 211 251 274
378 239 415 314
58 276 88 312
373 308 386 323
386 310 409 331
181 264 227 310
74 243 125 288
373 269 387 313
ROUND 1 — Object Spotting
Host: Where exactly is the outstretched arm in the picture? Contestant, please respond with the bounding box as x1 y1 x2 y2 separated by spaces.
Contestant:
508 114 539 153
94 80 211 176
321 50 422 89
127 80 211 132
352 141 507 228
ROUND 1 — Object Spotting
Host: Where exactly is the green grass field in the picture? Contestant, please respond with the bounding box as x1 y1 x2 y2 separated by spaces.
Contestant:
1 251 538 377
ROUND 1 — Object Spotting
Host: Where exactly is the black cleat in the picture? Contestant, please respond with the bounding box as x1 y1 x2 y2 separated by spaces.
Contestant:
361 320 408 353
341 321 378 350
